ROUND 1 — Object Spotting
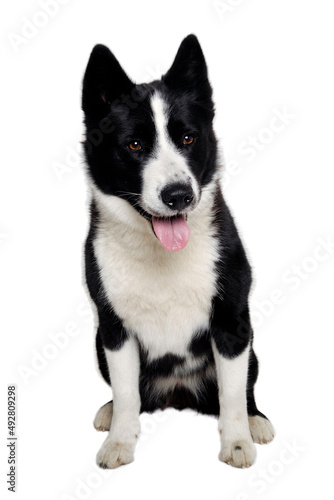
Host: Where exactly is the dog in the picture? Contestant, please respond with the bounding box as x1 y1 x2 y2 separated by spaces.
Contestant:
81 34 274 469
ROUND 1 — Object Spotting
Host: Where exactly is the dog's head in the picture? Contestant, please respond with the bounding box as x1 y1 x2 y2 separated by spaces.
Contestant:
82 34 218 251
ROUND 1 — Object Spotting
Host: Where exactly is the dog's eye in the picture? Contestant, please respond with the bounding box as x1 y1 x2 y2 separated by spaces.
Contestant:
128 141 142 151
183 135 194 145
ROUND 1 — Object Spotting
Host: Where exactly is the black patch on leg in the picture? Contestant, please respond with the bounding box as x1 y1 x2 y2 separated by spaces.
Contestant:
96 328 110 385
98 308 129 351
189 330 213 358
212 305 252 359
211 197 253 358
195 378 220 416
247 347 268 419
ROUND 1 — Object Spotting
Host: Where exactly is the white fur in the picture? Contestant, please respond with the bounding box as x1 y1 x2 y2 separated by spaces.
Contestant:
96 338 140 468
212 342 256 468
249 415 275 444
94 401 113 432
93 180 219 362
140 92 199 216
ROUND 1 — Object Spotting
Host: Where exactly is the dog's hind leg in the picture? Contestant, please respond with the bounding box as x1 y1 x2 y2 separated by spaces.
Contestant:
94 401 113 432
248 414 275 444
247 348 275 444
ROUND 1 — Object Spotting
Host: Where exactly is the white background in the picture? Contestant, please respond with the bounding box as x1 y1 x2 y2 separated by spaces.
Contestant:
1 1 334 499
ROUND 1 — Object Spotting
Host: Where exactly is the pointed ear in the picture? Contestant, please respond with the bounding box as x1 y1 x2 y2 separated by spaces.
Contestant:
82 44 133 120
162 35 211 93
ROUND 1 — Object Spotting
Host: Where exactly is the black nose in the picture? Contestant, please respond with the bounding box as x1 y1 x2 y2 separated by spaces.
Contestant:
161 183 194 211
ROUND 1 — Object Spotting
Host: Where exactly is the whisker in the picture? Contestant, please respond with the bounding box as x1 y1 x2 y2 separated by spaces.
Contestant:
115 191 141 197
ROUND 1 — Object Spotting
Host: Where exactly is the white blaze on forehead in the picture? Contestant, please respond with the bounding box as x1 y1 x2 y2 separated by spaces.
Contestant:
151 92 172 149
140 92 199 216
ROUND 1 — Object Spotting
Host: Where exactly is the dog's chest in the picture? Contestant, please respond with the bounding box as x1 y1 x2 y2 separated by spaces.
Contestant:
94 213 219 361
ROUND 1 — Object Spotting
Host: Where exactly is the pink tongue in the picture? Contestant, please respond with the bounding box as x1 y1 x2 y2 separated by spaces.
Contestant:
152 216 190 251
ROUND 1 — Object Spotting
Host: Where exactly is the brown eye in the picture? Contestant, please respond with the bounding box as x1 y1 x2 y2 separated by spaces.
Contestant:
128 141 142 151
183 135 194 145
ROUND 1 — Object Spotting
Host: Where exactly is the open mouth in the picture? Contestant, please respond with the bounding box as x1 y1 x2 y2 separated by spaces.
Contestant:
135 206 191 252
151 215 190 252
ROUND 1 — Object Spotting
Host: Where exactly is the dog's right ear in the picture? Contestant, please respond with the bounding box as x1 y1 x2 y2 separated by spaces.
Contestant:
82 44 133 120
162 35 211 95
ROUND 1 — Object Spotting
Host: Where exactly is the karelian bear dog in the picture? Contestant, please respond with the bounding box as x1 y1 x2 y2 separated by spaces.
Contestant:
81 34 274 469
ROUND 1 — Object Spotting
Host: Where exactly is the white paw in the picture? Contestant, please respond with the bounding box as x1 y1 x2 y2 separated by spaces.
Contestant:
249 415 275 444
219 439 256 468
94 402 113 432
97 438 136 469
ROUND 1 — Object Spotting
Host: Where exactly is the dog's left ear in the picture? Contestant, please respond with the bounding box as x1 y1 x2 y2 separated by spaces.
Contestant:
82 44 133 121
163 34 211 94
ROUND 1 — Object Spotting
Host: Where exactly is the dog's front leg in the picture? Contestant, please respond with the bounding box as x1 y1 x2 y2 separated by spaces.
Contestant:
212 309 256 468
97 336 141 469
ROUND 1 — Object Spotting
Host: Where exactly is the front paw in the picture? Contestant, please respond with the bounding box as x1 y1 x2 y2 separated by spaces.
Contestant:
219 439 256 468
97 438 136 469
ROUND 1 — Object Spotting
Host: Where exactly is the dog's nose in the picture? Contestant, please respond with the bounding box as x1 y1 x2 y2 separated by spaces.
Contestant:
161 183 194 211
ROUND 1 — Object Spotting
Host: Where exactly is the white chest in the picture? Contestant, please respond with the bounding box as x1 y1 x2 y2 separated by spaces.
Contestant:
93 193 219 361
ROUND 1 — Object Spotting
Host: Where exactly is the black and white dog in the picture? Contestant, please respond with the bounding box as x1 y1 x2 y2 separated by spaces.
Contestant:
82 34 274 469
